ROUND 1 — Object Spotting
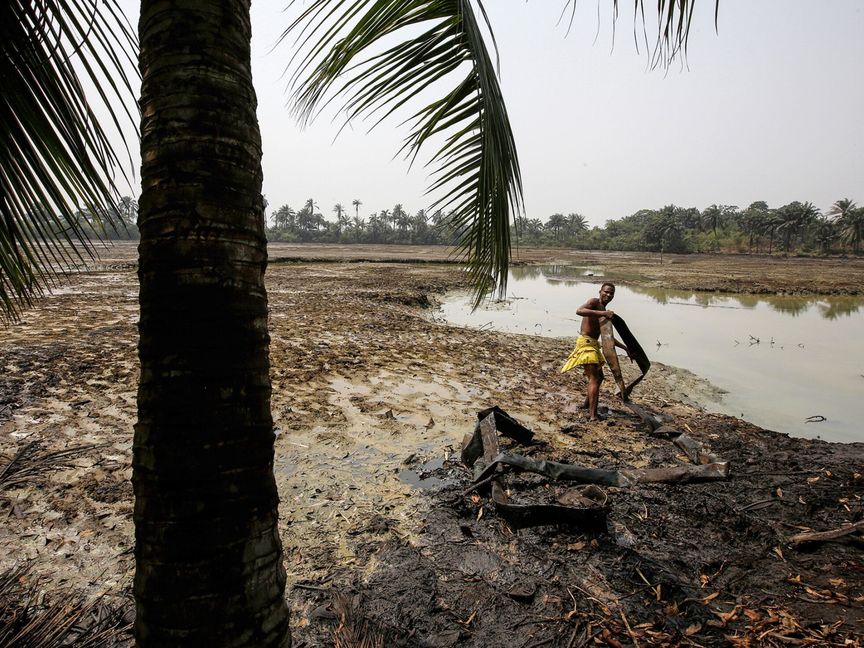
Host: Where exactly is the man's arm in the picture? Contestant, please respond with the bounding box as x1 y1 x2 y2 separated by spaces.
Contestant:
576 297 613 319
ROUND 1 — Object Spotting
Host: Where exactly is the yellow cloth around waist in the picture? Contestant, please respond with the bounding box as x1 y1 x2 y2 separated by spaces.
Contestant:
560 335 604 373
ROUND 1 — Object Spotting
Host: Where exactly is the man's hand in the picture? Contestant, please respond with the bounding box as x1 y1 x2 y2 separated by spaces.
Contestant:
603 309 615 318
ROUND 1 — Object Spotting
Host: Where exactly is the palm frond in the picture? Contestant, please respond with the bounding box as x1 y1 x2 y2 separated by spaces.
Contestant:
283 0 522 307
0 0 138 321
582 0 714 68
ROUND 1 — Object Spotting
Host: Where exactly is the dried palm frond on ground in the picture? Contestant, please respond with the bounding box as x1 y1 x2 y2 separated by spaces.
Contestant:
332 594 388 648
0 442 102 491
0 565 132 648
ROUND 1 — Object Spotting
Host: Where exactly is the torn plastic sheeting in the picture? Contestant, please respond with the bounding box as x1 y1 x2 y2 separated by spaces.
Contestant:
461 409 533 469
476 405 534 444
629 403 726 466
474 453 729 488
475 453 624 487
489 481 609 532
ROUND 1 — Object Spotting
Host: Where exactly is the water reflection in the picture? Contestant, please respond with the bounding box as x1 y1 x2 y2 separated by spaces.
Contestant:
625 281 859 320
536 265 862 320
512 264 641 285
818 300 862 320
515 265 861 321
512 264 601 282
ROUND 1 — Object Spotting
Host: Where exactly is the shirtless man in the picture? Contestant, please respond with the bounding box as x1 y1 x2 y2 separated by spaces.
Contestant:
560 282 628 420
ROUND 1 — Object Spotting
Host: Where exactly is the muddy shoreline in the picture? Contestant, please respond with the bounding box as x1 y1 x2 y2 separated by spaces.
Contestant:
264 243 864 296
1 242 862 645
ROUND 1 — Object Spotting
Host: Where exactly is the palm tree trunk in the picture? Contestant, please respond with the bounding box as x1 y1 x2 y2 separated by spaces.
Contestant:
135 1 289 646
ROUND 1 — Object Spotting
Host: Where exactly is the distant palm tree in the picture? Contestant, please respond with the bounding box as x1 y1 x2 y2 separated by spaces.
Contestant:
741 201 769 252
379 209 391 232
838 209 864 254
546 213 567 240
352 215 366 242
352 199 362 220
305 197 318 216
272 204 296 229
761 210 782 254
776 201 819 253
701 205 721 249
813 215 835 256
566 213 588 236
646 211 683 263
828 198 862 254
392 204 410 233
827 198 857 222
527 218 544 237
701 204 737 251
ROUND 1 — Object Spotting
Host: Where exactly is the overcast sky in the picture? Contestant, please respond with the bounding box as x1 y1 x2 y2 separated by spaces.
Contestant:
120 1 864 228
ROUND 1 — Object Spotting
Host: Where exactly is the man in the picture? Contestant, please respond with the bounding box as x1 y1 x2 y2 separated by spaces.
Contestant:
561 282 628 421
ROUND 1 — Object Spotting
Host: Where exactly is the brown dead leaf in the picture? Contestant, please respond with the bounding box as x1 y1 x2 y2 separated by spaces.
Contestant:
684 623 702 636
804 586 830 599
806 476 820 485
699 574 710 587
776 487 784 498
702 592 719 604
714 605 741 625
566 541 586 551
829 577 846 588
743 608 762 621
772 546 785 561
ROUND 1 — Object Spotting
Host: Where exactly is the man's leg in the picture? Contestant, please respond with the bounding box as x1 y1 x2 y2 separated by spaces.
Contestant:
584 364 604 420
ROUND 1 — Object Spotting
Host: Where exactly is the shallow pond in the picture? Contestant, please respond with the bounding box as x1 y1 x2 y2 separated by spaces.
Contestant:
438 265 864 444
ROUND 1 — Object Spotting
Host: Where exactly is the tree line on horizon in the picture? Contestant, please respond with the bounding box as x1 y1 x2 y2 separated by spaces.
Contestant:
262 197 863 256
84 195 864 256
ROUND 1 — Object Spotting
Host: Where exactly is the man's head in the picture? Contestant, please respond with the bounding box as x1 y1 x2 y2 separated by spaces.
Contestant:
599 282 616 305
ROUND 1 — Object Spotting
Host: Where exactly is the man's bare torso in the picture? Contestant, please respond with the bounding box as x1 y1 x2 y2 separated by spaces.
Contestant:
580 297 603 338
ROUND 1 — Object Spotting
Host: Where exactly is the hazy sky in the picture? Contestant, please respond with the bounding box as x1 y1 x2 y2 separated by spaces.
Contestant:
119 2 864 228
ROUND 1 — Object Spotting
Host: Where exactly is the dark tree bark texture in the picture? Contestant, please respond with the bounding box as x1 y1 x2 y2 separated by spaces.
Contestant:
134 1 290 645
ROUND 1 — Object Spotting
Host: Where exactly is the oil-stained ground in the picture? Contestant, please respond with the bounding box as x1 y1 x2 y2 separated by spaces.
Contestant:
1 242 862 646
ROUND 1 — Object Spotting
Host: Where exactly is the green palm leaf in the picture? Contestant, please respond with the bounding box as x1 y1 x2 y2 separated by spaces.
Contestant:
1 0 137 321
283 0 522 307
